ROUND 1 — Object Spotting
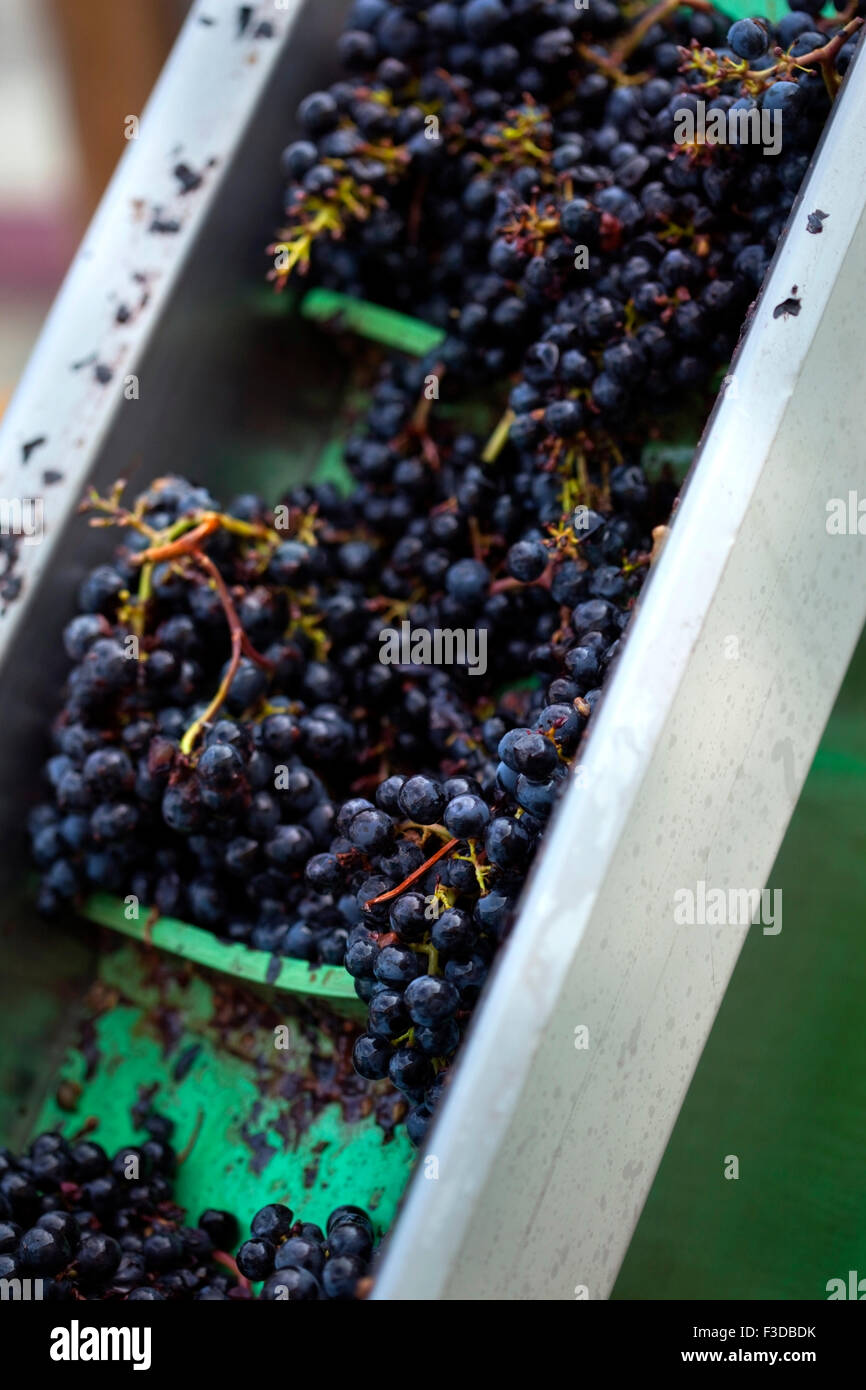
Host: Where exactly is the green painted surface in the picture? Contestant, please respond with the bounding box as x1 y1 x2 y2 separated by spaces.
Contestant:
312 436 356 495
615 636 866 1300
34 943 413 1239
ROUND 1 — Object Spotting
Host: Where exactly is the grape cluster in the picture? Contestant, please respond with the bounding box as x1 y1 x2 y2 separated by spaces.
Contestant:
237 1201 377 1300
30 0 857 1148
0 1116 245 1301
347 713 594 1141
279 0 861 440
29 436 655 1135
30 448 649 921
0 1121 378 1300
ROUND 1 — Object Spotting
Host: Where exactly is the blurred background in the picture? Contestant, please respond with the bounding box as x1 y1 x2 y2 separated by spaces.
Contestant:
0 0 187 410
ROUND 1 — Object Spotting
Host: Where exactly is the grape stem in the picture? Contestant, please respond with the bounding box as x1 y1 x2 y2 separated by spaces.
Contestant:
794 18 863 99
490 558 555 595
194 551 273 671
178 552 273 757
86 487 280 754
132 515 220 564
212 1250 251 1293
80 486 157 539
400 366 446 469
482 409 516 464
130 561 153 640
176 1107 204 1166
363 837 459 910
611 0 714 66
832 0 860 26
684 17 863 101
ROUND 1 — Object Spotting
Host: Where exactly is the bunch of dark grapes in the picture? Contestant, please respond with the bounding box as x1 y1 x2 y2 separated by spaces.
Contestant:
0 1115 247 1301
278 1 861 438
30 1 861 1147
29 442 651 901
346 711 591 1142
271 0 859 1135
237 1201 377 1300
29 449 656 1141
0 1120 379 1300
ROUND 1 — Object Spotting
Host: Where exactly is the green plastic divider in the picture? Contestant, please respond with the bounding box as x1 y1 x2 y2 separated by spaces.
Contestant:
301 288 446 356
82 893 361 1006
723 1 835 17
